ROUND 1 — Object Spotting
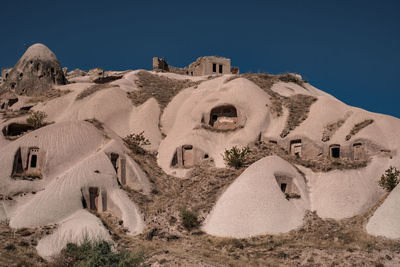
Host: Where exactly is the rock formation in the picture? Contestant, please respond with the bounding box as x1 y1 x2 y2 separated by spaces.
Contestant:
0 43 66 96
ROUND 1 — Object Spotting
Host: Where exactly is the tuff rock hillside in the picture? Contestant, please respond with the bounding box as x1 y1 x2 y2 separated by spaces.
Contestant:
0 44 66 97
0 44 399 266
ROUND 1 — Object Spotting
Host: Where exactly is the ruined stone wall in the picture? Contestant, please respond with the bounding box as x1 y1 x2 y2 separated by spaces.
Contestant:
188 56 232 76
152 56 235 76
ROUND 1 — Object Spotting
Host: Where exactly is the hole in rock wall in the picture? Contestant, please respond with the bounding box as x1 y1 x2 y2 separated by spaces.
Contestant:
209 105 238 130
290 139 302 158
30 155 37 168
171 151 178 167
85 187 107 212
280 183 287 192
11 147 42 179
12 148 24 177
110 153 119 173
81 190 87 209
8 98 18 107
89 187 99 211
108 153 126 185
330 145 341 159
171 145 210 168
274 174 300 199
2 123 34 137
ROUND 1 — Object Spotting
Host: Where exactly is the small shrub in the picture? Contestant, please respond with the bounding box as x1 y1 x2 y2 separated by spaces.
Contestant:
180 207 199 230
379 166 400 192
123 131 151 154
52 241 147 267
223 146 249 169
26 110 48 129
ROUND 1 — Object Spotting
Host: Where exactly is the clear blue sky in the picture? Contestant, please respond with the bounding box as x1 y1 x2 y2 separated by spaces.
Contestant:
1 0 399 118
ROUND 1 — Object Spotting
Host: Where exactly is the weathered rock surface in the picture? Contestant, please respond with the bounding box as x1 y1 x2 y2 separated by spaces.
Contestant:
0 43 66 96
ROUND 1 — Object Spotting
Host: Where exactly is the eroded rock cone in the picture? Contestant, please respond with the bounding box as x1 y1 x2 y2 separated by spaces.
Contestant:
0 43 66 96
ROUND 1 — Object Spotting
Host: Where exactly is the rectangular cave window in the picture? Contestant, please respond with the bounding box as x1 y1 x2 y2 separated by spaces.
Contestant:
280 183 287 193
30 155 37 168
219 64 223 73
331 146 340 158
212 63 217 73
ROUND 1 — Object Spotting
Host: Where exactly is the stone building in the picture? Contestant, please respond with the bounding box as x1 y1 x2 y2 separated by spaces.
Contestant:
152 56 239 76
187 56 232 76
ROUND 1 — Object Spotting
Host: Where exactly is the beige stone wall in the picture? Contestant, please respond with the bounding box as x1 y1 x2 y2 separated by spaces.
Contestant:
188 56 231 76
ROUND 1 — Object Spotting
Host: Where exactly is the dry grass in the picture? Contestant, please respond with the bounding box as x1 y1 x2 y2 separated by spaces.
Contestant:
84 118 110 139
27 88 72 103
127 71 201 110
279 94 318 138
346 119 374 141
0 221 55 267
322 118 347 142
227 73 317 138
94 168 400 267
76 84 119 100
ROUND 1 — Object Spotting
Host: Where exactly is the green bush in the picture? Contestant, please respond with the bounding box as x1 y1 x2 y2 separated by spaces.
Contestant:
53 241 147 267
26 110 48 129
180 207 199 230
379 166 400 192
123 131 151 154
223 146 249 169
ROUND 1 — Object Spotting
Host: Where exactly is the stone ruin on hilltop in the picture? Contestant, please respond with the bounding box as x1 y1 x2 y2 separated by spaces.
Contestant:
153 56 240 76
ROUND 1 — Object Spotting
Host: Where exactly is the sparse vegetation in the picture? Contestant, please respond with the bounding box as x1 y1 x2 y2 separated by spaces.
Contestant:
127 71 200 110
279 94 318 138
227 73 317 136
180 207 200 230
223 146 249 169
346 119 374 141
278 73 305 86
27 88 72 103
26 110 48 129
84 118 104 130
51 241 147 267
322 118 347 142
124 131 151 154
76 84 119 100
378 166 400 192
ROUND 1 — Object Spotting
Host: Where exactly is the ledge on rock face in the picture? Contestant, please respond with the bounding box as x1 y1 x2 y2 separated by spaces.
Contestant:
0 43 66 97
